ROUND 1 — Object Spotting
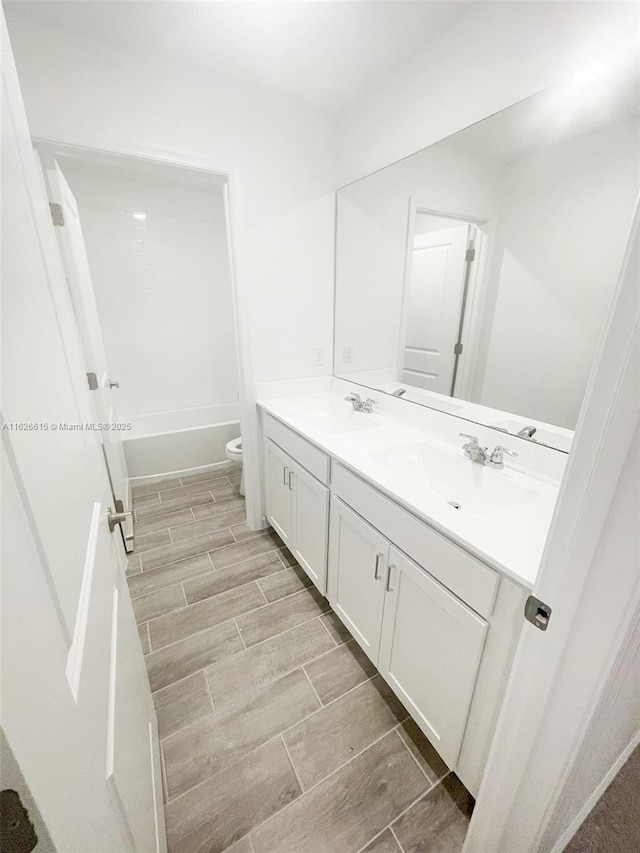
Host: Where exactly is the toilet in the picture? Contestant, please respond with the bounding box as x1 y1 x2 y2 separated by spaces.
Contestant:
225 436 244 495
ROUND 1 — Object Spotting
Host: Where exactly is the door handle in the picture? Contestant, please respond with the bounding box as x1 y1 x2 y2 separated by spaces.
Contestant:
282 466 289 486
107 507 133 533
386 563 397 592
107 379 120 389
288 470 294 490
374 552 384 580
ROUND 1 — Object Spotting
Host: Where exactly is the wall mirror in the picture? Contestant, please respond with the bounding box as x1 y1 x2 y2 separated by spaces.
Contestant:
334 64 640 452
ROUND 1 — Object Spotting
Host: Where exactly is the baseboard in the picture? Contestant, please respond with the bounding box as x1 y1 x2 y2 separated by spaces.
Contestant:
551 727 640 853
127 459 239 489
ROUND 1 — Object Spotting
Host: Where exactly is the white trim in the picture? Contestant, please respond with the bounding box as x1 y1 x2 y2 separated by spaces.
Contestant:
462 198 640 852
550 728 640 853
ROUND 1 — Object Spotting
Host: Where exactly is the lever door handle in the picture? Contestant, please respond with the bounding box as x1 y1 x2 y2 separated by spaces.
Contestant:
107 507 133 533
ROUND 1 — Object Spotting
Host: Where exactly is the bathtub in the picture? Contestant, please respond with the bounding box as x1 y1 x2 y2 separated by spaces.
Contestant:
122 404 241 479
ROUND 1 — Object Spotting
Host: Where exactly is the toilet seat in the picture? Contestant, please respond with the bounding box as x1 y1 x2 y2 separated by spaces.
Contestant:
225 437 243 461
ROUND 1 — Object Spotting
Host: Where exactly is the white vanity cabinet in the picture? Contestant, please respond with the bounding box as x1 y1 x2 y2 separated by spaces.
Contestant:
378 547 487 769
262 415 330 594
327 498 389 662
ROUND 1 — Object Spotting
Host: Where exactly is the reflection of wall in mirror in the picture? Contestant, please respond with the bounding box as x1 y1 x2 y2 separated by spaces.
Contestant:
334 145 503 377
475 119 640 429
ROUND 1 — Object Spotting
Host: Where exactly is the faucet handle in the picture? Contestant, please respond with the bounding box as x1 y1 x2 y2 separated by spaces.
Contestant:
493 445 518 457
459 432 479 444
345 392 361 401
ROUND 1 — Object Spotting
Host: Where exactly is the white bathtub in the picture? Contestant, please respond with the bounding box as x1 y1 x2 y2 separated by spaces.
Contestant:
122 404 241 479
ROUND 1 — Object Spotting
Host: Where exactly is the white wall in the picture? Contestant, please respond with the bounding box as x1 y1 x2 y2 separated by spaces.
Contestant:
61 162 238 418
4 14 337 387
477 119 640 429
337 1 639 185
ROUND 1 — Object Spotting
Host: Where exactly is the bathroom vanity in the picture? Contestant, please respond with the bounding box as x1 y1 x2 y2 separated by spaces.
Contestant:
258 388 562 795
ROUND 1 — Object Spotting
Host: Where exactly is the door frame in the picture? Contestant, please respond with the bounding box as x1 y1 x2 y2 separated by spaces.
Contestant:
31 135 261 531
397 200 493 400
463 199 640 851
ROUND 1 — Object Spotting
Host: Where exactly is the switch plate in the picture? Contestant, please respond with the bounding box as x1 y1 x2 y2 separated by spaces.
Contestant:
312 347 324 366
343 344 353 364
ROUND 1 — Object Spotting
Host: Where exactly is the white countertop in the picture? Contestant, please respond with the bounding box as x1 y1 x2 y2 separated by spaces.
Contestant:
258 392 561 589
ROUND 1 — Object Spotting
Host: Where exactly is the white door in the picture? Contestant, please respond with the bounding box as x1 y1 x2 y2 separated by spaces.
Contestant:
264 438 293 547
402 224 471 394
40 154 132 543
379 547 487 768
290 459 329 594
1 17 165 852
327 498 389 664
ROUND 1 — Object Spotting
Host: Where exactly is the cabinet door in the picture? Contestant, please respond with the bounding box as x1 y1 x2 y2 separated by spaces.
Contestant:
379 547 487 769
290 460 329 594
327 498 389 664
264 439 292 547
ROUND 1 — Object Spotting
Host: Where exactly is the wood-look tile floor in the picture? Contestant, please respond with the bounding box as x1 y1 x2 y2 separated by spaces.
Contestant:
127 467 474 853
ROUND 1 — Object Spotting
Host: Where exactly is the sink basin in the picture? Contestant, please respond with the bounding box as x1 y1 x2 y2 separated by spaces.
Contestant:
370 442 539 517
297 409 381 435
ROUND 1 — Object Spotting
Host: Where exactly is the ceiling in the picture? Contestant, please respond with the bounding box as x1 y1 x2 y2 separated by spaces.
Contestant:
4 0 475 115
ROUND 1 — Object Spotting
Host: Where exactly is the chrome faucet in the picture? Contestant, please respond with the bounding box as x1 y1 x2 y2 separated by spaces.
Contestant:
345 392 377 413
391 388 407 397
517 425 537 439
460 434 518 469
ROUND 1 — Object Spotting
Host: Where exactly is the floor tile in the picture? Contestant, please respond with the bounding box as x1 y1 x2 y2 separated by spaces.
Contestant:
160 477 237 503
304 639 377 704
275 547 298 568
320 611 353 646
226 471 242 486
224 838 253 853
391 773 474 853
180 468 235 486
170 507 247 543
126 554 142 576
252 731 428 853
398 718 449 787
145 620 243 692
165 738 301 853
127 553 212 599
209 532 284 570
141 528 234 571
137 622 150 655
134 529 172 554
184 552 284 605
230 522 265 542
136 491 214 521
283 675 407 790
133 477 183 497
258 565 312 602
164 668 319 799
149 582 266 650
153 671 213 739
134 492 161 507
361 829 403 853
134 507 194 537
132 584 186 624
206 618 335 713
191 495 246 519
236 587 330 647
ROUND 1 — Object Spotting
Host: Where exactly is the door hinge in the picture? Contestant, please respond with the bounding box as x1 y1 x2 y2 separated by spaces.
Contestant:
525 595 552 631
86 372 99 391
465 247 476 262
454 342 463 356
49 202 65 227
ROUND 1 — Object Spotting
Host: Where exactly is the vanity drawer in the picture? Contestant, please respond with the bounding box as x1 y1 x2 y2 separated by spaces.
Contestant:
262 413 330 485
332 463 499 619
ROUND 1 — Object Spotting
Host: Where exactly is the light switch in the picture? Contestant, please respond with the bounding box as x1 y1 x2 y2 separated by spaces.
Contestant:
312 347 324 366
